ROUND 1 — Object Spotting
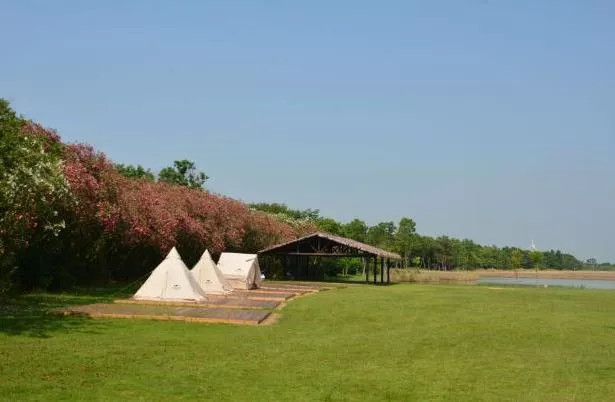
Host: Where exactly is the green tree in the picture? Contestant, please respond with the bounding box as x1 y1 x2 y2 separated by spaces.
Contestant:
316 217 343 235
367 222 396 249
510 249 523 269
561 253 582 269
435 236 454 270
342 218 369 276
530 251 544 270
395 217 416 267
451 238 468 270
480 246 501 269
342 219 368 242
158 160 208 189
115 164 155 181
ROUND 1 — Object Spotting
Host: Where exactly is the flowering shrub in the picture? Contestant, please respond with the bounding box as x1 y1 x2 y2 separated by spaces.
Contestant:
0 100 308 290
60 148 307 282
0 105 73 292
0 136 70 238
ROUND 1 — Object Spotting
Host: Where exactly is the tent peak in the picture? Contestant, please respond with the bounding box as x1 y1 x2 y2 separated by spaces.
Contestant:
166 247 182 259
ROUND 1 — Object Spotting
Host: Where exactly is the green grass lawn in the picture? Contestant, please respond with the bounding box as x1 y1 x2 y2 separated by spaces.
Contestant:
2 284 615 401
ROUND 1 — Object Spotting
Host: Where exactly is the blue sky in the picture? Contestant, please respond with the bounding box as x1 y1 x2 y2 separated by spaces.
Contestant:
2 1 614 261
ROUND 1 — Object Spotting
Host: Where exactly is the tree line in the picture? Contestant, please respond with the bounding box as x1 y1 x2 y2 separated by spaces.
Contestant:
249 203 613 271
2 97 612 295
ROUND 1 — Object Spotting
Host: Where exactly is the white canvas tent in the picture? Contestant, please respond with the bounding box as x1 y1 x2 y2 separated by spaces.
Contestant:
190 249 233 295
217 253 263 290
133 247 207 301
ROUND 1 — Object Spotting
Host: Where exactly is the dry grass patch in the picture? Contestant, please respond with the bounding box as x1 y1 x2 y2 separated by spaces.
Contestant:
390 269 479 283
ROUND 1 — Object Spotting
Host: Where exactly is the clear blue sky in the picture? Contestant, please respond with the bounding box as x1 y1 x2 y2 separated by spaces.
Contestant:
2 1 614 261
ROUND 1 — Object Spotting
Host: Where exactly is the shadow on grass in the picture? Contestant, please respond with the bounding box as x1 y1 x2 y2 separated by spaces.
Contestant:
0 282 144 338
0 292 118 338
70 283 139 298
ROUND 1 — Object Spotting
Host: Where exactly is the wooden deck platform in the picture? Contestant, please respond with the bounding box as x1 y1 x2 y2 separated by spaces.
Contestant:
55 303 271 325
114 297 280 310
259 286 319 294
54 281 336 326
231 290 297 301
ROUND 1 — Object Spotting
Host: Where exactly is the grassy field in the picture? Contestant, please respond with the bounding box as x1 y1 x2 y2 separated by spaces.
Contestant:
2 284 615 401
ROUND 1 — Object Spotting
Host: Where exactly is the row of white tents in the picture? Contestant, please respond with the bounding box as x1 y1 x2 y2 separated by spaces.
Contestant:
133 247 263 302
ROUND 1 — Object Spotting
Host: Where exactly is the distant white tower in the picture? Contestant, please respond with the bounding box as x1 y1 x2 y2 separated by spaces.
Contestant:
530 238 537 251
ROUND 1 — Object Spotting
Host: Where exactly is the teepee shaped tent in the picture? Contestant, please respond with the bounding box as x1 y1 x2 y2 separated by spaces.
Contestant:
217 253 263 290
191 250 233 294
133 247 207 301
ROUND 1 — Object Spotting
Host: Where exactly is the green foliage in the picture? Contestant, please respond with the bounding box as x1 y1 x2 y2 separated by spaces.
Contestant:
530 250 544 269
114 163 155 181
210 200 592 273
510 248 523 268
0 99 25 171
315 217 343 235
341 219 368 242
158 159 208 189
0 100 22 292
394 217 417 267
0 100 72 293
253 200 589 273
366 221 396 249
249 202 320 220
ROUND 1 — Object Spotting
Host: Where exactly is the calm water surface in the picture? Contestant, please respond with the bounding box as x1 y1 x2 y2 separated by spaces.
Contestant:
478 277 615 290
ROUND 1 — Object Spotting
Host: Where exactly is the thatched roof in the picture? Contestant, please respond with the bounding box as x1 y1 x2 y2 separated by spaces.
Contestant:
259 232 401 260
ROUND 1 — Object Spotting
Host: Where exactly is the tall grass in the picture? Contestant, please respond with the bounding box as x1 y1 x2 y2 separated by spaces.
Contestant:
390 268 478 283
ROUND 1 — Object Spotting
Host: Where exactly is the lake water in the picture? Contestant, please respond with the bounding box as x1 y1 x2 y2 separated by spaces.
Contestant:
478 277 615 290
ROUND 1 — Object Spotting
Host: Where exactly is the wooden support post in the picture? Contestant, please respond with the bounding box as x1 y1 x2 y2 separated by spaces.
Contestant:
380 257 384 284
306 255 309 280
387 259 391 284
373 256 377 285
365 257 369 283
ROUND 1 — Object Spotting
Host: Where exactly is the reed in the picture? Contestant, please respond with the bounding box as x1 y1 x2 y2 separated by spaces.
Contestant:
390 268 478 283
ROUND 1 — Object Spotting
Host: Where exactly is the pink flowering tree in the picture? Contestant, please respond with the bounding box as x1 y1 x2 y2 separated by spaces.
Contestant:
1 99 308 291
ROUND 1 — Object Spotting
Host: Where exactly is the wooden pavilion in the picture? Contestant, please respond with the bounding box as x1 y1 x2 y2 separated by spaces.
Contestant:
258 232 401 284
